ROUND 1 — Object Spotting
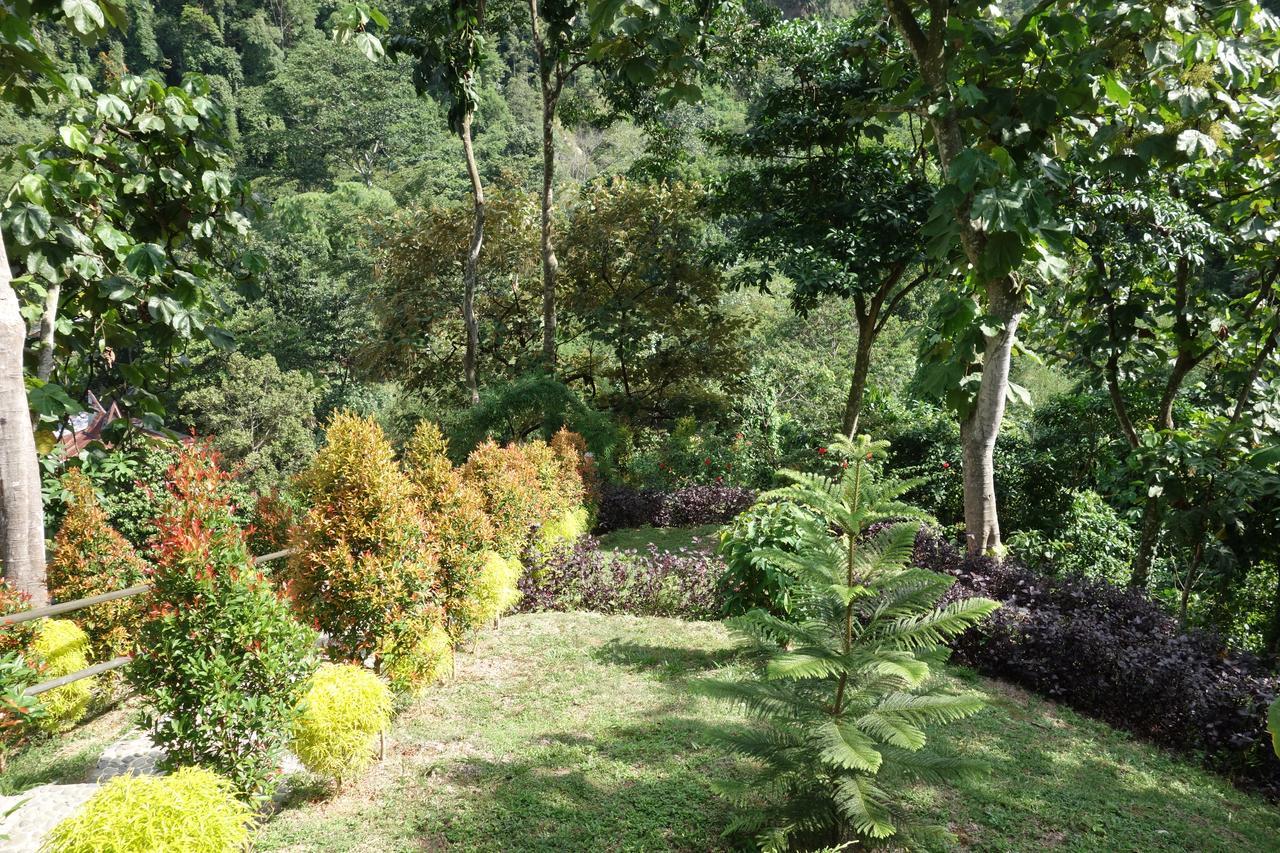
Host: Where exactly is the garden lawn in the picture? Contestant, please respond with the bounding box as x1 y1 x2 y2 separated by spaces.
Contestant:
258 611 1280 853
596 524 721 556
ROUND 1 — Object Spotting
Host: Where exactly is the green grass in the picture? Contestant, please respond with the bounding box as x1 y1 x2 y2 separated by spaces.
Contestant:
595 524 721 555
259 612 1280 852
1 701 133 794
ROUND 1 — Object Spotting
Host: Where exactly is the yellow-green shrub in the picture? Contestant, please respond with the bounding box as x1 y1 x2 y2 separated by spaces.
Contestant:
538 506 590 552
525 438 585 517
41 766 253 853
550 427 600 510
29 619 93 733
287 413 438 666
377 613 452 694
48 470 147 661
292 663 392 783
454 551 522 628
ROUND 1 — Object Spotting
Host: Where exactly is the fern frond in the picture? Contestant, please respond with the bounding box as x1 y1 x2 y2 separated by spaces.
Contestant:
815 718 883 772
833 775 897 840
880 598 1001 650
877 744 989 785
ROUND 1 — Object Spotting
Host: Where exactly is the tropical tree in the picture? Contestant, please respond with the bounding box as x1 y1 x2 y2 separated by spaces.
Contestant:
846 0 1278 559
367 187 542 399
717 17 935 437
1037 1 1280 586
560 178 749 422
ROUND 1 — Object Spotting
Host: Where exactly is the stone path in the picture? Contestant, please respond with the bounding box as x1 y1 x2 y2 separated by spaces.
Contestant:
0 731 302 852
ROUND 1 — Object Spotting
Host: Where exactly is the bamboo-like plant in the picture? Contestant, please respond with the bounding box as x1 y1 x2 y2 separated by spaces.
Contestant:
700 434 1000 851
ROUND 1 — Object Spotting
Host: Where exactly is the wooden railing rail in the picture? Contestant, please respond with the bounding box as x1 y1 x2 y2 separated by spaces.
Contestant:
7 549 295 696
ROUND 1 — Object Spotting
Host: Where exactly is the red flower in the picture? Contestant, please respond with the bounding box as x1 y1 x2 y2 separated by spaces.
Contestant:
941 461 950 469
841 460 849 469
704 457 712 466
817 447 828 456
716 475 724 484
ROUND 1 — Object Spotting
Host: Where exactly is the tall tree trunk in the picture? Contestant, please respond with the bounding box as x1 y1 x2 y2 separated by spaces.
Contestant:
527 0 559 372
959 280 1023 556
538 85 559 372
36 282 59 382
1130 495 1161 589
460 112 484 406
887 0 1020 557
0 232 47 605
843 312 875 437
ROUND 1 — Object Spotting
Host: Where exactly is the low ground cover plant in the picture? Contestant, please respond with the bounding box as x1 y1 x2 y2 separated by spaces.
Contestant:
915 527 1280 797
42 766 254 853
699 436 999 850
595 484 756 532
520 537 724 620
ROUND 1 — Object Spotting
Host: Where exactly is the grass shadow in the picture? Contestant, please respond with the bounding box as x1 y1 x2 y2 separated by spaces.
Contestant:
590 640 740 680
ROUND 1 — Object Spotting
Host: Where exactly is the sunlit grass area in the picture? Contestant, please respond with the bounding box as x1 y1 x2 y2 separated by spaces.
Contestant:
258 612 1280 852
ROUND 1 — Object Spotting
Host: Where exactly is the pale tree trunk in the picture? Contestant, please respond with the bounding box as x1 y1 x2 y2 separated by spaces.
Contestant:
538 79 559 371
0 231 47 605
529 0 560 372
460 111 484 406
960 281 1023 555
36 282 58 382
887 0 1020 556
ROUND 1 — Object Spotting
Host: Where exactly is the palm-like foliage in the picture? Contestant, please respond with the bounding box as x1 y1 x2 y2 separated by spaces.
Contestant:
700 434 999 851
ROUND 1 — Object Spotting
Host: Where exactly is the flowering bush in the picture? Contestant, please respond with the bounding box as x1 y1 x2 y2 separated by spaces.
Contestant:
595 484 756 532
47 470 148 660
292 663 392 784
131 446 317 799
287 413 437 670
43 766 254 853
29 619 94 733
520 537 724 620
913 527 1280 797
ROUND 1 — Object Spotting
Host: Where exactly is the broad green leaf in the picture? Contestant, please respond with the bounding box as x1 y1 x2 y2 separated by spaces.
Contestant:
61 0 105 35
58 124 90 152
200 170 231 201
5 203 52 245
125 242 166 277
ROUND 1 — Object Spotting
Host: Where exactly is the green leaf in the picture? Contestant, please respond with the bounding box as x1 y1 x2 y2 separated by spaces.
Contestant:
1102 75 1131 108
136 112 166 132
58 124 90 153
61 0 106 35
95 93 131 123
353 32 384 61
125 243 166 277
5 203 52 245
200 170 231 201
